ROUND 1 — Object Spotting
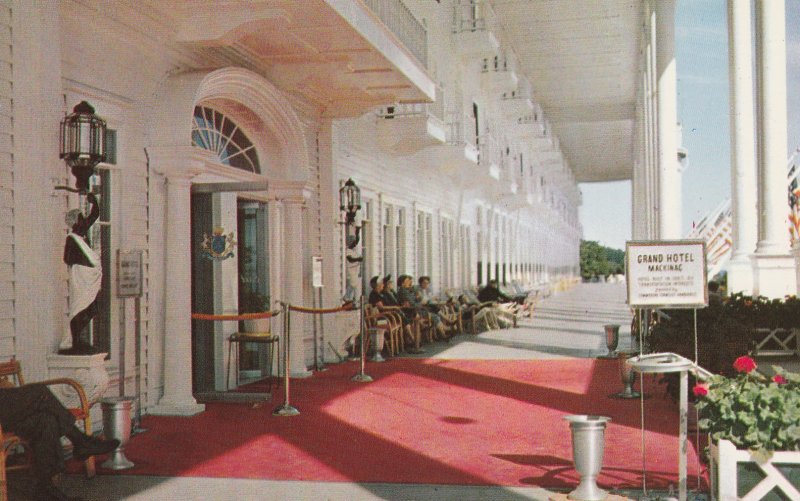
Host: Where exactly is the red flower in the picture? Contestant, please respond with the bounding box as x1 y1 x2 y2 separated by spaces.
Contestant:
693 383 709 397
773 374 788 385
733 356 757 374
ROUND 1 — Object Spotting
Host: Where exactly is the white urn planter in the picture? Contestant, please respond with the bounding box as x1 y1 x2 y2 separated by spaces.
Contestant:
710 439 800 500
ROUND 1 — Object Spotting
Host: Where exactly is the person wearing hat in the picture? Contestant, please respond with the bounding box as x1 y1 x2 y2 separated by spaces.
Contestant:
379 275 424 354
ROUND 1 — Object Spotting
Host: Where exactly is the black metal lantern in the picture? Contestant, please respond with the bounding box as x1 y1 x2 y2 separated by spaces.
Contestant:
60 101 107 192
339 178 361 224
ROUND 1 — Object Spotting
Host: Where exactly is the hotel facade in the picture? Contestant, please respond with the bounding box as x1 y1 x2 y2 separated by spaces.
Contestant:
3 0 794 416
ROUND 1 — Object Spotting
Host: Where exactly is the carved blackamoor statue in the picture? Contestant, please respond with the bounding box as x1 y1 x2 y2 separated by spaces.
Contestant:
59 192 102 355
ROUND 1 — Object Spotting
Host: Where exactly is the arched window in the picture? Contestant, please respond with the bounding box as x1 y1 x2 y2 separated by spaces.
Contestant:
191 106 260 173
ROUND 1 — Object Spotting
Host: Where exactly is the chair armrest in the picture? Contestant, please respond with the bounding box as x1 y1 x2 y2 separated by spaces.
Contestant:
38 378 91 417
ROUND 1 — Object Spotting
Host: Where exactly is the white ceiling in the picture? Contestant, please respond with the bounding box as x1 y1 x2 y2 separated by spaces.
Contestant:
491 0 643 183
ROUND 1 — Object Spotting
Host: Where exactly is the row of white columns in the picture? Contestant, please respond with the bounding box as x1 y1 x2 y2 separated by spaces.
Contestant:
727 0 796 297
635 0 682 241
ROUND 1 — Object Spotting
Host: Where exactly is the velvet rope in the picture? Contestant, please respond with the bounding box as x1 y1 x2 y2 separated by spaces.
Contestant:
287 302 356 314
191 310 282 321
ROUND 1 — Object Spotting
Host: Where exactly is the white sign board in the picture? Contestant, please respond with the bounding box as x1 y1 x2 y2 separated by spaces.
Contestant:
312 256 323 288
118 250 143 297
626 240 707 308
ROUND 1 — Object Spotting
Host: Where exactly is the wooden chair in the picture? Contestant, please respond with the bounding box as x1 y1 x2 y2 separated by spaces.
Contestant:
365 305 401 357
1 358 96 501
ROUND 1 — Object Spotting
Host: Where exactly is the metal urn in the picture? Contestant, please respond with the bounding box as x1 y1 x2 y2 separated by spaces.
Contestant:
601 324 620 358
611 351 640 399
100 396 135 469
564 415 611 501
370 327 386 362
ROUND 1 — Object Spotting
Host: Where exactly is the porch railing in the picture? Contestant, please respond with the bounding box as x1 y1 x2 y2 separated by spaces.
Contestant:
362 0 428 67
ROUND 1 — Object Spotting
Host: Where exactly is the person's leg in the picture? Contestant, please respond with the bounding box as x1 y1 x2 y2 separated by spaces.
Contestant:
10 410 72 500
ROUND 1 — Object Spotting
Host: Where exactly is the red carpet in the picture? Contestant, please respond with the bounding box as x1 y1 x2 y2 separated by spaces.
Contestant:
81 358 707 490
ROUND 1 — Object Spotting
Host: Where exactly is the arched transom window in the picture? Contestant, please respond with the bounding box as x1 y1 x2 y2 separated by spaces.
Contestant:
192 106 260 173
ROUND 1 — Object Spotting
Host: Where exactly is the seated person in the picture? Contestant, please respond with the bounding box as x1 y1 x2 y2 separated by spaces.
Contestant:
0 384 119 501
477 279 512 303
376 275 423 354
476 280 519 328
399 275 450 341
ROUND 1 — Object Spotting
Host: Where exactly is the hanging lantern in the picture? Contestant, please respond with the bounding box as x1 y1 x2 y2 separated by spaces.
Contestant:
339 178 361 224
60 101 107 192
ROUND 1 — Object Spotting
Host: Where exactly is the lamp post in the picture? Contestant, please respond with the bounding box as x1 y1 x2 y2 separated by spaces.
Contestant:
56 101 107 355
339 179 373 383
60 101 107 193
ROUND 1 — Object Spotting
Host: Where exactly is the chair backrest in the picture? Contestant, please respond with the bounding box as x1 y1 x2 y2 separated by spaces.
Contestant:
0 358 23 388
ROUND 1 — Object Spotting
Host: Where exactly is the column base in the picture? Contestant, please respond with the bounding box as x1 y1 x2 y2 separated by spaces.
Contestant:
727 255 754 295
289 368 313 379
47 352 110 433
752 253 797 298
149 400 206 416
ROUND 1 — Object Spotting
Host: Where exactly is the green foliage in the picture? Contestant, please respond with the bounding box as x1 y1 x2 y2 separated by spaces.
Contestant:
579 240 624 279
695 360 800 453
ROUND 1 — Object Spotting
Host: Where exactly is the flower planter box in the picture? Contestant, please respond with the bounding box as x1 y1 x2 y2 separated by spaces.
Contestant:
710 439 800 500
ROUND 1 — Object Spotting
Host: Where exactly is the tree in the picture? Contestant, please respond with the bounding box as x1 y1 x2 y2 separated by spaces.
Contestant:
579 240 624 279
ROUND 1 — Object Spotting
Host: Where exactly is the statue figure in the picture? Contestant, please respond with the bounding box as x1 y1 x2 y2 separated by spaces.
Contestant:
59 192 102 355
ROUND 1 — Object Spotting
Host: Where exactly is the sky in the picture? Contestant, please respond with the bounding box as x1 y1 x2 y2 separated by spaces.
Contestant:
579 0 800 251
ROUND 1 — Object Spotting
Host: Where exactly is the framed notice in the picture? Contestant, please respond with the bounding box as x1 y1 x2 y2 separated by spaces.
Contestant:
312 256 323 288
626 240 707 309
117 250 143 297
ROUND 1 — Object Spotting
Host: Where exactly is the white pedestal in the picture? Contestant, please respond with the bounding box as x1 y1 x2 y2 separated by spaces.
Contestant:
793 244 800 296
47 352 110 434
752 253 796 298
726 255 754 295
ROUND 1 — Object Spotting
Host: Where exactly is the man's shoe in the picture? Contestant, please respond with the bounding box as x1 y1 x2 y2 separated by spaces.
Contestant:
73 436 120 461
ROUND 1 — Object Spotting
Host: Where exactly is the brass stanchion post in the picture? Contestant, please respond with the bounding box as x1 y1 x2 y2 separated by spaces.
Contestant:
273 302 299 416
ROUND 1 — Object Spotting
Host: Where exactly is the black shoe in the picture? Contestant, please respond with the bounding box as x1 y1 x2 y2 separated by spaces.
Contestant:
73 436 120 461
37 481 84 501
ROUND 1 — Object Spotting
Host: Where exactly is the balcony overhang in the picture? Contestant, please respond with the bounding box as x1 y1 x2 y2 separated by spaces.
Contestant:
376 113 446 156
171 0 435 117
480 69 518 96
454 29 500 60
499 97 534 120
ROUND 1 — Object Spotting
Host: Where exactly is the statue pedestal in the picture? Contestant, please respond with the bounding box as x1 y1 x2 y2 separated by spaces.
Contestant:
47 352 110 434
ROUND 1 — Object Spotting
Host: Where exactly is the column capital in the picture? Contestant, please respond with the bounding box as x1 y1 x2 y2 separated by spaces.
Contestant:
145 145 215 179
268 180 312 204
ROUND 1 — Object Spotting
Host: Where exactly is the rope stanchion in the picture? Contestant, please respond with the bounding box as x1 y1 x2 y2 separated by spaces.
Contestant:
288 303 355 315
191 310 281 322
273 302 299 417
351 295 373 383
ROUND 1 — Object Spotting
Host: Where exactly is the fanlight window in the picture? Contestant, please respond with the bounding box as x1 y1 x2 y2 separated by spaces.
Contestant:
192 106 260 173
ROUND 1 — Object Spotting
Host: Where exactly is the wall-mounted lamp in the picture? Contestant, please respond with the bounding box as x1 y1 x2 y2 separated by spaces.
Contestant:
60 101 107 192
339 178 361 225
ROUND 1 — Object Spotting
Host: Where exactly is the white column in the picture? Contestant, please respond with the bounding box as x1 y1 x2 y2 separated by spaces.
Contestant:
726 0 758 294
655 0 681 239
150 175 205 416
752 0 796 298
284 199 312 378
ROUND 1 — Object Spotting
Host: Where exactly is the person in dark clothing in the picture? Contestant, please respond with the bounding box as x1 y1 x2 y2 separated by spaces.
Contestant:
368 276 385 307
477 279 513 303
373 275 423 353
0 384 119 501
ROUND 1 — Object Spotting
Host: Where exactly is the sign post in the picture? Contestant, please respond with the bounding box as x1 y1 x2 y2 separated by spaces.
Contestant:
624 239 707 501
311 256 325 370
116 250 144 432
626 240 707 309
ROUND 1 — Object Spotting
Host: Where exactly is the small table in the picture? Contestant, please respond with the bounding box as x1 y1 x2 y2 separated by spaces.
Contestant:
227 332 279 393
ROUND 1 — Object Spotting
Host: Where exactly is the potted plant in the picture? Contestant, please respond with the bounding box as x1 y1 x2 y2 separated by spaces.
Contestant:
238 288 272 334
693 356 800 500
